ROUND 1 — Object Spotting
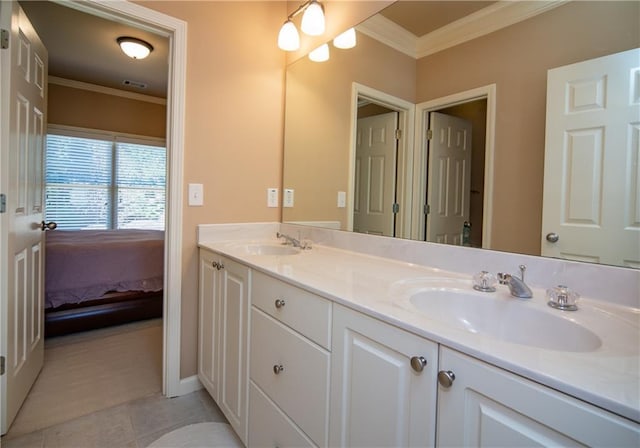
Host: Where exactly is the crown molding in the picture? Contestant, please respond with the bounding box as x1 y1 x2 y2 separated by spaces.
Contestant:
357 0 568 60
48 76 167 105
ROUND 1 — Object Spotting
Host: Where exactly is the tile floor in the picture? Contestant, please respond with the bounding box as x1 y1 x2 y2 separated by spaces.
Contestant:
1 389 228 448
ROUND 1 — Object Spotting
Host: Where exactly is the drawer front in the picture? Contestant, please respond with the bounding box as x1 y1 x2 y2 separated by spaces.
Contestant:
252 270 331 349
249 381 316 448
251 307 330 447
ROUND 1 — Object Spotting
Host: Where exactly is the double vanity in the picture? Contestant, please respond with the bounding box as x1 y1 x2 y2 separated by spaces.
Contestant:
197 223 639 447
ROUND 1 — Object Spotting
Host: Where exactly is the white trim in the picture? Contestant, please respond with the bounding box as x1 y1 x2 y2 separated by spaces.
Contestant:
72 0 187 398
178 375 203 396
357 0 566 59
48 76 166 105
348 83 415 239
414 84 496 249
48 123 166 146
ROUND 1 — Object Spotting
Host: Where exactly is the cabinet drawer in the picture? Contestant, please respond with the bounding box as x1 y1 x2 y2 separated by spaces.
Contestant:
251 307 330 447
249 381 316 448
252 270 331 349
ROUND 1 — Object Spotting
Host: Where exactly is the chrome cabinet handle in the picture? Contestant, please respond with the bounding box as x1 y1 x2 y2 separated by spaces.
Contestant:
273 364 284 374
438 370 456 388
275 298 286 309
546 232 559 243
211 261 225 270
41 221 57 231
410 356 427 372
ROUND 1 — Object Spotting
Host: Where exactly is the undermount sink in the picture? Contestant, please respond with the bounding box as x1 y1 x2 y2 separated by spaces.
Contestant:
237 243 301 256
408 287 602 352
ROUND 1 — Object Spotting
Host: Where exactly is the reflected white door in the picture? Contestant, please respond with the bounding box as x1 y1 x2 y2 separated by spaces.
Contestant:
542 48 640 267
426 112 472 245
0 1 48 434
353 111 398 236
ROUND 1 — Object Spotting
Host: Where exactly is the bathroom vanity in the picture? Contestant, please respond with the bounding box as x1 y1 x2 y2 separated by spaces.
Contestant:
197 223 639 447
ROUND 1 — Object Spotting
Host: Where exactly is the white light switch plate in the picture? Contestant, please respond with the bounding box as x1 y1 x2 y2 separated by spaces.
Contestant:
283 188 294 208
188 183 203 206
337 191 346 208
267 188 279 207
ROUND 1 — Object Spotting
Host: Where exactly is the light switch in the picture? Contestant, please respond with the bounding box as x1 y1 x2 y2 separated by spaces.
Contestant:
188 183 203 206
283 189 294 208
267 188 279 207
337 191 346 208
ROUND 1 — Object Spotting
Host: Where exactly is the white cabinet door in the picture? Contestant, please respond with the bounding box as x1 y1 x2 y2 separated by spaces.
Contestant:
437 347 640 447
330 304 438 447
197 250 250 446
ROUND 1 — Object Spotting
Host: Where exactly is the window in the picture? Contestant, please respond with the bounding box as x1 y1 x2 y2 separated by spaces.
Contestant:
45 130 166 230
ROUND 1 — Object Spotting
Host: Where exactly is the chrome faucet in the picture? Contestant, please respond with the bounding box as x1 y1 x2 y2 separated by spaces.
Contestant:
276 232 311 249
497 265 533 299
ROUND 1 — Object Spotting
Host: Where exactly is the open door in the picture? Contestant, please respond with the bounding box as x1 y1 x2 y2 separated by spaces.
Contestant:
542 48 640 267
0 0 48 434
425 112 472 245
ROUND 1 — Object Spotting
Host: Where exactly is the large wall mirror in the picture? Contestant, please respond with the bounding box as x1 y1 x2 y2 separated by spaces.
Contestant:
282 0 640 268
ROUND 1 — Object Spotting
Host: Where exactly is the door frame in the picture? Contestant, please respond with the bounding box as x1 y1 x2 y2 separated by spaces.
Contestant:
0 0 187 403
348 83 415 239
413 84 496 248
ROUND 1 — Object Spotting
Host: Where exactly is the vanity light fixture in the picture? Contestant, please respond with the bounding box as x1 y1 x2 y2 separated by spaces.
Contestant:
333 27 356 49
277 0 326 51
117 36 153 60
308 43 330 62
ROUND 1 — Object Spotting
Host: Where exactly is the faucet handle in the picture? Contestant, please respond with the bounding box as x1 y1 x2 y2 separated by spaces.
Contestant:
473 271 497 292
547 285 579 311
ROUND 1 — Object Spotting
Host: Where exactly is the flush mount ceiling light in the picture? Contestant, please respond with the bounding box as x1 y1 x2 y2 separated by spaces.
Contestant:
333 28 356 49
117 36 153 60
308 43 329 62
277 0 326 51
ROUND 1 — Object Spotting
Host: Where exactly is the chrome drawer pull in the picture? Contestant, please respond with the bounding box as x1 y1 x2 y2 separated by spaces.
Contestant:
273 364 284 374
275 298 286 309
410 356 427 372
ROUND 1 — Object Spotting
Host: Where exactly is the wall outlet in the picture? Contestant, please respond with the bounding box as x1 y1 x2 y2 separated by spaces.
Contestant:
188 183 203 206
283 189 294 208
337 191 346 208
267 188 279 207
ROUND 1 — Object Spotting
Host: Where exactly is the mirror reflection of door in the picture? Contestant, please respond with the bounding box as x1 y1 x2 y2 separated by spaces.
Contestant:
423 101 487 247
354 107 399 236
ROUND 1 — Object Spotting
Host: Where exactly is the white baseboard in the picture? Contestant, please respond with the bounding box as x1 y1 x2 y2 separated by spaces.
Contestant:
177 375 202 396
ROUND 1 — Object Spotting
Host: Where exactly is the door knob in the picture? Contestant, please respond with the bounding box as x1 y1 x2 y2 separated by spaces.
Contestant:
410 356 427 372
546 232 559 243
437 370 455 388
41 221 57 231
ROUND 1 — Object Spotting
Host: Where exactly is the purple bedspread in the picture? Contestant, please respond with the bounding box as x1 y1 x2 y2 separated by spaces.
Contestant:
45 229 164 309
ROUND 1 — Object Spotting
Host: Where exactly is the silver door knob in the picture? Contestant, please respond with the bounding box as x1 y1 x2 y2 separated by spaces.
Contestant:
275 299 286 309
273 364 284 374
546 232 559 243
410 356 427 372
438 370 455 388
41 221 57 231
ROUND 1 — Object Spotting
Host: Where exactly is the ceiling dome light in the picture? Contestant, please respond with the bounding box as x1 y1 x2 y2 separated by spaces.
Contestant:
301 0 325 36
309 43 330 62
117 36 153 60
277 20 300 51
333 28 356 49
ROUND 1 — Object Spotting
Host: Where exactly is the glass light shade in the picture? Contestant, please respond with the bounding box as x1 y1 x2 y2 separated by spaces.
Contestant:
117 37 153 60
301 1 325 36
333 28 356 49
277 20 300 51
308 43 330 62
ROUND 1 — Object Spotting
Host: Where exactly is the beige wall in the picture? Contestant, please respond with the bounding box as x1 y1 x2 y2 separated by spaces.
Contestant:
283 32 415 227
48 83 166 138
416 1 640 255
138 1 286 378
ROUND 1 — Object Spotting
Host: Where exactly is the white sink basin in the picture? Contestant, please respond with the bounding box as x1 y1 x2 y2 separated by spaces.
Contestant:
409 287 602 352
236 243 300 256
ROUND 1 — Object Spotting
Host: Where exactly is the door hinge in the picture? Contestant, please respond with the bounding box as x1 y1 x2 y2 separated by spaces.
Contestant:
1 355 5 376
1 29 9 50
395 129 402 140
424 204 430 215
0 193 6 213
392 203 400 214
426 129 433 140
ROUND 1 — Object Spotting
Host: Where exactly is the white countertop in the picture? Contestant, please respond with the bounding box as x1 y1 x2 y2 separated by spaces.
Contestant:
199 238 640 424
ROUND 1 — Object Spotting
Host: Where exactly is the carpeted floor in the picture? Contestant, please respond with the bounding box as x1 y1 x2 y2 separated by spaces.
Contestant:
7 319 163 438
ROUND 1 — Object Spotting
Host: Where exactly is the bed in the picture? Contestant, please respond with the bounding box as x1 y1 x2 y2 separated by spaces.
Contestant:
45 229 164 337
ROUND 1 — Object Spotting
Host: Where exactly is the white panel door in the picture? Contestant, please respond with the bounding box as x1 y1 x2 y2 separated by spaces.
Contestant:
426 112 472 245
542 48 640 267
1 1 48 434
329 304 438 448
353 111 398 236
